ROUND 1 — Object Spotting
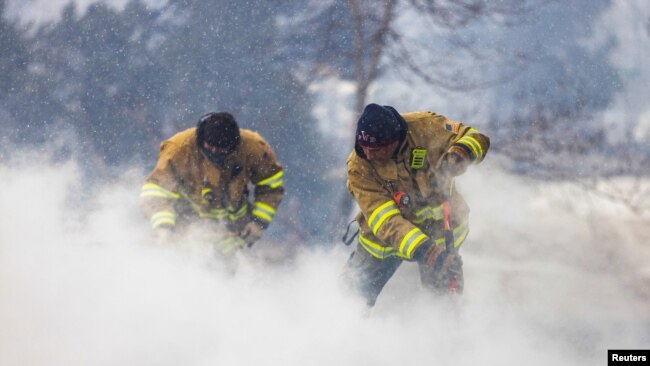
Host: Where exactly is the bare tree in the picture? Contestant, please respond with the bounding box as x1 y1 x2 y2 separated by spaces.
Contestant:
574 128 650 216
347 0 397 114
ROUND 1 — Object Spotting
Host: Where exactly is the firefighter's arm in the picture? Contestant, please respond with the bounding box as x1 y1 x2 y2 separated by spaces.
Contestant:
248 139 284 230
139 141 183 231
347 160 429 260
437 119 491 176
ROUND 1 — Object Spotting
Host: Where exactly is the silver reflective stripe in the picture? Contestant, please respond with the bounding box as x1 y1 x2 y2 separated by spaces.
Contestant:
358 234 394 259
359 221 470 260
368 201 400 235
397 228 428 259
413 204 444 223
433 220 469 248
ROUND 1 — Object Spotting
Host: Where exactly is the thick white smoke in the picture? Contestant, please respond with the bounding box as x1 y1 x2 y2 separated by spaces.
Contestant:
0 153 647 366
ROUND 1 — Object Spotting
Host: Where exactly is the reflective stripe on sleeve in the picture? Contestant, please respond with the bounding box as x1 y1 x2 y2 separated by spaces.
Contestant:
457 135 484 161
140 183 180 200
368 200 401 235
256 171 284 189
252 201 276 223
412 203 444 223
150 210 176 229
397 228 428 259
433 220 469 248
358 220 469 260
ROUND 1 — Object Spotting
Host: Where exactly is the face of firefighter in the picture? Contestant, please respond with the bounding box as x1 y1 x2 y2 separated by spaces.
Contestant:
361 140 399 162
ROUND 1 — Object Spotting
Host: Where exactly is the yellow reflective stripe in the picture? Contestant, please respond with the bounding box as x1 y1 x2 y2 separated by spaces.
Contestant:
252 201 276 223
457 135 483 160
177 190 203 215
177 188 251 222
467 136 484 159
179 189 227 219
359 221 469 260
413 203 444 223
397 228 428 259
228 204 248 221
203 208 228 219
368 201 401 235
467 128 479 134
150 210 176 229
220 236 246 255
257 171 284 189
358 234 395 259
433 220 469 248
140 183 180 200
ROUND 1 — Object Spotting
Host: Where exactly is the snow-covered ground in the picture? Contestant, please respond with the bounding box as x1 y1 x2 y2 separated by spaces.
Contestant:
1 153 647 366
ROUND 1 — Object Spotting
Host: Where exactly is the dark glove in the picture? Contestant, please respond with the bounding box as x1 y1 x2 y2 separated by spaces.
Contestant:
239 221 264 247
412 239 446 267
438 145 471 177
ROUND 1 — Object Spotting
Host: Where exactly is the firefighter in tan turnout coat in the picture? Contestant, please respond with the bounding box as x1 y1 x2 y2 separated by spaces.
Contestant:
140 112 284 257
342 103 490 306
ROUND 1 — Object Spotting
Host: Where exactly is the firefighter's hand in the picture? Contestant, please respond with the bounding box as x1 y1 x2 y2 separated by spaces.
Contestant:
240 221 264 247
438 146 471 177
218 235 247 256
412 239 446 267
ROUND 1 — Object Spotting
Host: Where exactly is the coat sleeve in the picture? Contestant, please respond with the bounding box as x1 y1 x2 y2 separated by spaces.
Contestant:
346 156 430 260
247 138 284 228
139 141 184 230
440 118 490 164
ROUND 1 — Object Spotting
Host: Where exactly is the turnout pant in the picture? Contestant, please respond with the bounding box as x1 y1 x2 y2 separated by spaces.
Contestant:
340 246 464 307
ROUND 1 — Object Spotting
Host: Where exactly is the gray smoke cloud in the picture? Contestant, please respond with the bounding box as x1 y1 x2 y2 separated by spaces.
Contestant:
1 153 648 366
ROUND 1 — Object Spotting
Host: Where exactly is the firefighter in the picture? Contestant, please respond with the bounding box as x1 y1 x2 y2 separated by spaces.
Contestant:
140 112 284 258
341 103 490 307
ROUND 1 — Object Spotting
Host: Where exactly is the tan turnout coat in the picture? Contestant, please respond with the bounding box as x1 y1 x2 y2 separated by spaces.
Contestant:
140 127 284 235
346 111 490 260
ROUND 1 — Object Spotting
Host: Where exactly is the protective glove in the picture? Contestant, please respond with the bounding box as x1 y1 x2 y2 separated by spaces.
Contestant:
412 239 446 268
438 145 471 177
218 234 247 256
239 221 264 247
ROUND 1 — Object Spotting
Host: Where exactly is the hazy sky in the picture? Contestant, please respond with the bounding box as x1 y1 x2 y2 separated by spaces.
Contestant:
5 0 165 27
